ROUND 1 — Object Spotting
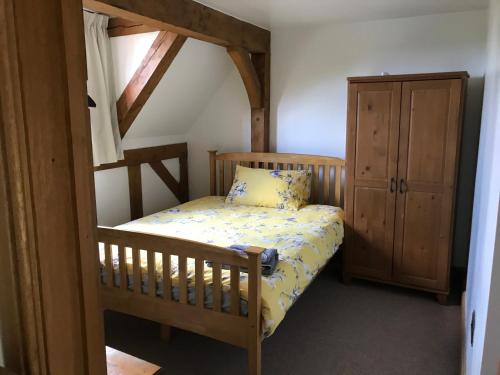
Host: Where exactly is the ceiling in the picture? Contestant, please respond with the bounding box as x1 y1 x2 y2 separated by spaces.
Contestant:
196 0 489 29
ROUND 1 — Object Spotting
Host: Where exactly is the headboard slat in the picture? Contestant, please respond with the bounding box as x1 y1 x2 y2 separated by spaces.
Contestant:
219 160 225 196
323 165 330 205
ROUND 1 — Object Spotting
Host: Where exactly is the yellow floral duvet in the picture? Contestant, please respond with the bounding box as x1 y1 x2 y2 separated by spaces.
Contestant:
101 196 344 336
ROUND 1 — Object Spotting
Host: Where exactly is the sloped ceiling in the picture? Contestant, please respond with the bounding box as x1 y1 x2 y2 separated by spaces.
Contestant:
111 34 235 140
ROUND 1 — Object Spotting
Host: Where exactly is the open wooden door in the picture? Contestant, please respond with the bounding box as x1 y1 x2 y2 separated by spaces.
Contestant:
0 0 106 373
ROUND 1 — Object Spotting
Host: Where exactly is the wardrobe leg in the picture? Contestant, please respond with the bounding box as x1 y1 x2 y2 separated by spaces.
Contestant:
436 294 448 305
342 272 353 285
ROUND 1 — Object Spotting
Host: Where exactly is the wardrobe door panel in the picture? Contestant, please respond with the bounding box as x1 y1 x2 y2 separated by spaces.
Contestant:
345 82 401 281
393 79 463 291
398 191 443 280
405 86 450 185
351 187 394 279
355 90 393 182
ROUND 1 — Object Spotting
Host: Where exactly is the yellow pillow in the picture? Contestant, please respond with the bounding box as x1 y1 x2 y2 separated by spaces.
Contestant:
225 165 312 210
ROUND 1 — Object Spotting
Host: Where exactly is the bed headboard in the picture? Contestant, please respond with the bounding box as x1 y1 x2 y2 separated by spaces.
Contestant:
209 151 346 207
95 143 189 220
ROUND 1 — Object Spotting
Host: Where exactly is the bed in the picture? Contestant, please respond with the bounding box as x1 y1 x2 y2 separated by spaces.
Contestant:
97 146 345 375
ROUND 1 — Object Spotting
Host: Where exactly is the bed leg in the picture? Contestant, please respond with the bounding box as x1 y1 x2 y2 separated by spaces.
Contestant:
160 324 172 342
248 341 261 375
245 247 263 375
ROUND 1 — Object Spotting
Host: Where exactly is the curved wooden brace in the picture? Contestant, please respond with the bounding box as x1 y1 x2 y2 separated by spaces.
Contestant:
227 47 262 109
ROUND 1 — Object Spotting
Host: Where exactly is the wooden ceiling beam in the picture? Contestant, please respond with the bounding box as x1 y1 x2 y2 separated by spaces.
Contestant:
83 0 270 53
117 31 187 137
108 17 158 37
227 47 262 109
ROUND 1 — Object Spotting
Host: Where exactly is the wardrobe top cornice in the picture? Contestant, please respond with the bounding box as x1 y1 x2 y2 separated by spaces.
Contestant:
347 71 469 83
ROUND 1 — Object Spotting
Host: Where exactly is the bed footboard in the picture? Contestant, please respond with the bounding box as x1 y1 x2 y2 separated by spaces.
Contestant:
97 226 264 375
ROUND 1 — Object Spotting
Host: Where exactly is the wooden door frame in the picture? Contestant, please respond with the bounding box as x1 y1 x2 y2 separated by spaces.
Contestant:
0 0 106 373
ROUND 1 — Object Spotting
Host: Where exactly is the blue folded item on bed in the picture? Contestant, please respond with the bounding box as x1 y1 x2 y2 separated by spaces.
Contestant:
207 245 279 276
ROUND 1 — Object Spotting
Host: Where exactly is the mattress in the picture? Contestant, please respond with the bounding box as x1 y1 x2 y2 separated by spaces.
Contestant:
99 196 344 336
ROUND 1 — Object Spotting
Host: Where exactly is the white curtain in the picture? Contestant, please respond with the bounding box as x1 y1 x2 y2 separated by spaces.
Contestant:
84 11 123 166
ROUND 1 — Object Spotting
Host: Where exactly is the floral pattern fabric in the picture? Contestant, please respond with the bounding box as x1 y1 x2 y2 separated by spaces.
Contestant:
102 196 344 336
226 165 312 210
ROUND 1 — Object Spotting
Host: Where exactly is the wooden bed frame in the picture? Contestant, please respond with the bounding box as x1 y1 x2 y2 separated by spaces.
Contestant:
97 146 345 375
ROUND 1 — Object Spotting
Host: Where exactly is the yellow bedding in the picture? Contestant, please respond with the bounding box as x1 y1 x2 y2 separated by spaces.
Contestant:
104 196 344 336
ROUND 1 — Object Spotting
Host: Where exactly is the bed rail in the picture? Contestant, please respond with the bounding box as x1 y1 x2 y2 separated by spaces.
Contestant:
97 227 264 355
209 151 346 207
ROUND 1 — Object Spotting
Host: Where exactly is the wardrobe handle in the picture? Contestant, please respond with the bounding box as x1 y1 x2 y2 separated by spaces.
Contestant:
390 178 397 193
400 179 408 194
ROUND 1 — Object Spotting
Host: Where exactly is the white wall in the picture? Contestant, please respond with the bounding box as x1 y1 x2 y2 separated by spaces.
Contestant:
181 10 487 266
91 7 498 371
186 66 251 199
270 10 486 155
94 11 489 271
465 1 500 373
482 215 500 375
270 10 487 267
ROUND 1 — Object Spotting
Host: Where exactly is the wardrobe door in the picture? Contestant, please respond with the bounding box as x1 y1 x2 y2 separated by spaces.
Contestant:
345 82 401 281
393 79 463 291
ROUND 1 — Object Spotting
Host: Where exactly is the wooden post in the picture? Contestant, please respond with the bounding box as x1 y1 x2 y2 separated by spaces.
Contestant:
127 165 144 220
250 51 270 152
0 0 106 372
209 150 217 195
245 247 264 375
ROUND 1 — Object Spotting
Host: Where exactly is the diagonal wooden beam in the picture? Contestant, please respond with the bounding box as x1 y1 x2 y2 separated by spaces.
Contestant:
82 0 270 53
227 47 262 109
108 17 158 37
149 161 187 203
117 31 187 137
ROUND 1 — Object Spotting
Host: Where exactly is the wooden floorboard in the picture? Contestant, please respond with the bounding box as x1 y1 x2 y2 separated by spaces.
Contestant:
106 346 161 375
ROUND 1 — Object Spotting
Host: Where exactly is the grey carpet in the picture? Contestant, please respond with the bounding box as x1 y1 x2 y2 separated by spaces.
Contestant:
105 266 461 375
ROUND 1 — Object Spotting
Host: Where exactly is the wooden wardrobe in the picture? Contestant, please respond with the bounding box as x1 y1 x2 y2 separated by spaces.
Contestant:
343 72 468 303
